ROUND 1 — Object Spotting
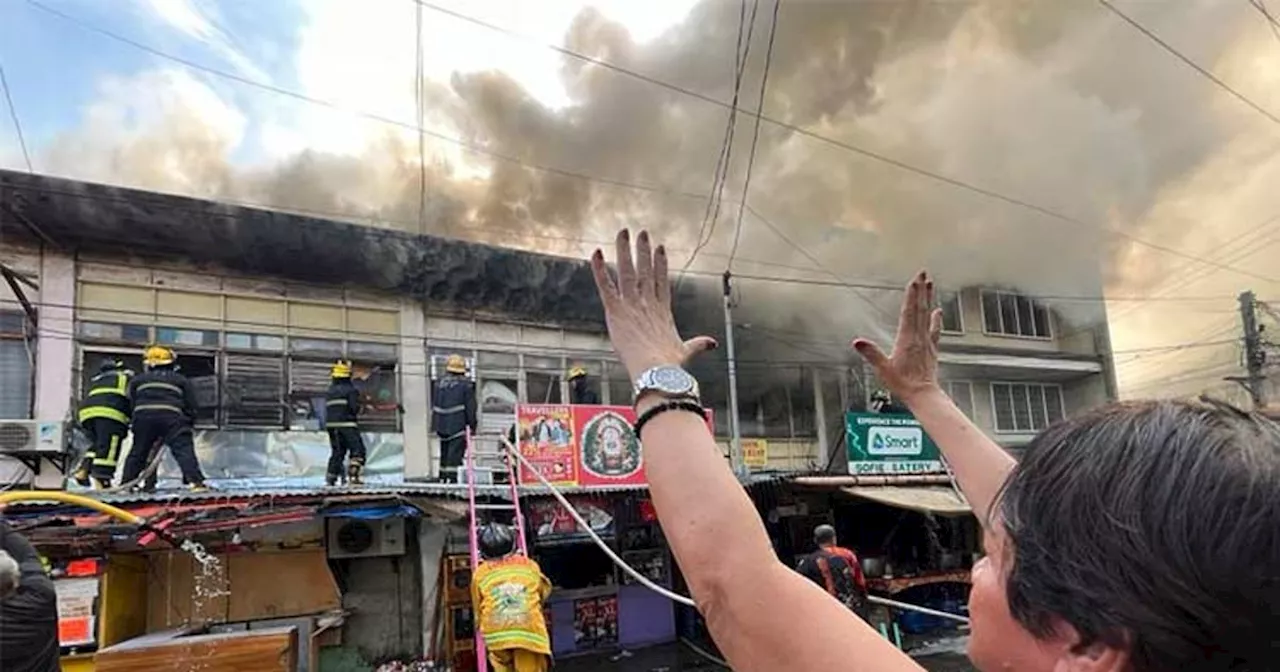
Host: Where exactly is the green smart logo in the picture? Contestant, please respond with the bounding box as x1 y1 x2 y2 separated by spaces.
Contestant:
868 426 924 456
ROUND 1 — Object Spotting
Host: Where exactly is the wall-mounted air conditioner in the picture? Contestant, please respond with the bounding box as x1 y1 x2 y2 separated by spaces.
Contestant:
326 517 406 559
0 421 65 454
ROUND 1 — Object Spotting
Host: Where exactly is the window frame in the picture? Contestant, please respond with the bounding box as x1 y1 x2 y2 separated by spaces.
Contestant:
978 290 1054 340
0 309 35 419
939 292 965 335
989 382 1066 434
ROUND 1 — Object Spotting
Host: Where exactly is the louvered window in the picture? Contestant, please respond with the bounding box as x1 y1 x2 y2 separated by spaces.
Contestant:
223 355 285 427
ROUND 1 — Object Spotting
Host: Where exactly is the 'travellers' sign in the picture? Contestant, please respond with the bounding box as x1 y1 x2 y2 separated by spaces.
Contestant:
845 412 944 475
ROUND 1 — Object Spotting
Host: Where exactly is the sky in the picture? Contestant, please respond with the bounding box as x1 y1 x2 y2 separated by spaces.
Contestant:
3 0 1280 402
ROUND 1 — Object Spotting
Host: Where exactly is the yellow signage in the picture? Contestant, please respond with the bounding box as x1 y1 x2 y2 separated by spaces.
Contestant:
742 439 768 469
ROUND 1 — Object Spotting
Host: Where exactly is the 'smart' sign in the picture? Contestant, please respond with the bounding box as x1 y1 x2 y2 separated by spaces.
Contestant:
845 412 944 475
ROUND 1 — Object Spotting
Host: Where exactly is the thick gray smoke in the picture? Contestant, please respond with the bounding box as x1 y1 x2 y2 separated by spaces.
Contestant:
19 0 1280 390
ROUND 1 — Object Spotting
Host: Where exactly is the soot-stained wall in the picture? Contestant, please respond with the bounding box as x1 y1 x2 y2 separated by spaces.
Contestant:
0 169 626 327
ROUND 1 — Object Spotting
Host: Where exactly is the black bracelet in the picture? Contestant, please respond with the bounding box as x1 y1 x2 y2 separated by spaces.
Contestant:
633 399 707 436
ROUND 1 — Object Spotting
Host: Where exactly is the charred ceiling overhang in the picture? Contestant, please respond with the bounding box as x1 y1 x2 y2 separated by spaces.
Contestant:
0 169 647 326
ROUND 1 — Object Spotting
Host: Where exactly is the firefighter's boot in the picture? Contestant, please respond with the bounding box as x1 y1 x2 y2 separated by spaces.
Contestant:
325 472 340 487
347 461 364 486
72 463 92 488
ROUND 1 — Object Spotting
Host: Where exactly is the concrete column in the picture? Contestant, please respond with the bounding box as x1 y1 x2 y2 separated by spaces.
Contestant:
401 300 431 480
813 368 828 467
34 250 74 424
417 519 449 658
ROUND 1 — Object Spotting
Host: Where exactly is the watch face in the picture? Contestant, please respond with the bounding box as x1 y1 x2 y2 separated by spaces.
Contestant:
651 366 694 394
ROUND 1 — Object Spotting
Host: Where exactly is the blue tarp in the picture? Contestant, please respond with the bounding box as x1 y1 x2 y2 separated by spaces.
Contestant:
324 504 420 520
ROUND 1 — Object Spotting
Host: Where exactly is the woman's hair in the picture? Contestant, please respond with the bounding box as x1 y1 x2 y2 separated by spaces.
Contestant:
998 400 1279 671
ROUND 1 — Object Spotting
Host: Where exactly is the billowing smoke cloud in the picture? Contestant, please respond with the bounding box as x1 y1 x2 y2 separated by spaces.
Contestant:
21 0 1280 394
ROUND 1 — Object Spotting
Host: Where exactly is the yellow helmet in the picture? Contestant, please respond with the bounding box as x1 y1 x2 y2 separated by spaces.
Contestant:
445 354 467 374
568 366 587 380
331 360 353 378
143 345 176 367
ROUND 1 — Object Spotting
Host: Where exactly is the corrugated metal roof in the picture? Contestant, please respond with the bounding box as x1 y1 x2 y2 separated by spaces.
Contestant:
1 483 510 511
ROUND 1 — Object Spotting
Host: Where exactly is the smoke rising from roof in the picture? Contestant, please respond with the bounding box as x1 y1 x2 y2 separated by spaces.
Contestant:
14 0 1280 387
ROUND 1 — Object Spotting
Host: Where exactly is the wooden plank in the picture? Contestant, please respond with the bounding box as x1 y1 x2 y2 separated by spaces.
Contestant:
227 550 341 621
94 627 297 672
145 551 230 632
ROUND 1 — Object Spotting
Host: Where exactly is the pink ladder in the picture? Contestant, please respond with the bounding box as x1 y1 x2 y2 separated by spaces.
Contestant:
464 428 529 672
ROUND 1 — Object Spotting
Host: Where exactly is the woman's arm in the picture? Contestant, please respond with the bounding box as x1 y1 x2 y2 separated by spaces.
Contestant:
591 230 921 672
853 272 1016 523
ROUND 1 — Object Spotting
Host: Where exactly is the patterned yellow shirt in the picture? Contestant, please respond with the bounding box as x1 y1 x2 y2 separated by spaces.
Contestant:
471 554 553 654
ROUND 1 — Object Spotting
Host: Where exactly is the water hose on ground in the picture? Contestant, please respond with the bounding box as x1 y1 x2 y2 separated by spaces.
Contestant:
498 438 970 625
0 490 186 549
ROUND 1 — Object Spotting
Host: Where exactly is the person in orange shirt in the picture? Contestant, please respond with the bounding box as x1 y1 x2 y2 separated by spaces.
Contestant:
471 522 553 672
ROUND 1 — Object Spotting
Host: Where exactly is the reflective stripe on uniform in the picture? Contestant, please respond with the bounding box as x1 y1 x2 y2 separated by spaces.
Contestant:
137 382 184 395
134 403 184 414
326 399 350 406
88 387 127 397
79 406 129 424
93 435 121 467
327 422 358 428
90 372 130 396
432 405 465 414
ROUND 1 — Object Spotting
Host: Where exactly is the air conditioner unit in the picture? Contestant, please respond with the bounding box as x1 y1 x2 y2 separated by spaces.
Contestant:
0 421 65 454
326 517 406 559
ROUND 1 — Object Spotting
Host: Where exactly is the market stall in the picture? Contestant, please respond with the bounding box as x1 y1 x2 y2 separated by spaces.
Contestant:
527 494 675 657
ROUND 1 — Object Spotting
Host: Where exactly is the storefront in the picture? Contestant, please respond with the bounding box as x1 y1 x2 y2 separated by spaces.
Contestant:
526 492 676 657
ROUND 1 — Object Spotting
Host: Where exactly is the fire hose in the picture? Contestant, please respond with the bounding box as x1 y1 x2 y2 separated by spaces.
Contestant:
0 490 190 551
496 438 969 625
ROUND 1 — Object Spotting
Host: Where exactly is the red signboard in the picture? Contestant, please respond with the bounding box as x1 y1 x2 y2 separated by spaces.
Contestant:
516 404 712 488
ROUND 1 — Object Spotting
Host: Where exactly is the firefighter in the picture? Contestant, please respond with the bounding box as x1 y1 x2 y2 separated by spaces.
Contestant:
870 389 909 415
567 366 600 405
120 346 208 492
324 360 366 486
72 359 133 489
432 354 476 484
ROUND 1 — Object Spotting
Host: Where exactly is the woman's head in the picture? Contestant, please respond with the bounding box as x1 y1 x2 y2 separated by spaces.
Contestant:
967 400 1279 672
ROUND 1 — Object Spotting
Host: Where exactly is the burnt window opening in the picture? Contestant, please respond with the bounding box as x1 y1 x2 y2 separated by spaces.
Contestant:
980 290 1052 339
939 292 963 333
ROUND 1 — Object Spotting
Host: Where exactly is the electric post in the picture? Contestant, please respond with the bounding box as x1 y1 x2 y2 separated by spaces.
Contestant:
1237 290 1268 408
722 270 745 478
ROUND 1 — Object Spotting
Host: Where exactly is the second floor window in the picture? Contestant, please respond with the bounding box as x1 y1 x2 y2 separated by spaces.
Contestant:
992 382 1064 433
940 293 963 333
981 290 1051 339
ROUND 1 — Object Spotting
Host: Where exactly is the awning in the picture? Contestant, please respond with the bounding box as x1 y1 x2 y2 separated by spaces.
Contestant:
842 486 972 516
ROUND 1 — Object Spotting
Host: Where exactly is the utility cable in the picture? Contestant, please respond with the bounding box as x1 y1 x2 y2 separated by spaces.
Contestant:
1249 0 1280 44
0 62 32 172
1097 0 1280 127
21 0 1272 287
498 436 971 624
727 0 780 271
403 0 1280 284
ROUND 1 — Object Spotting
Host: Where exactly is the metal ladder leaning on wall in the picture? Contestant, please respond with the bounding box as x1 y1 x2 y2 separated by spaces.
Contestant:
464 428 530 672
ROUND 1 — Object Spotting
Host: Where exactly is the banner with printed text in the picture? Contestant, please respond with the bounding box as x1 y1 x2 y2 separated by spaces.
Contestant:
845 412 944 475
517 404 713 487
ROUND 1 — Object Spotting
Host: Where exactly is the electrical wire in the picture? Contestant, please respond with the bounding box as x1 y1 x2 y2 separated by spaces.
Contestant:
20 0 1274 288
0 62 32 172
1249 0 1280 44
402 0 1280 284
727 0 780 271
497 435 971 624
676 0 758 290
1097 0 1280 127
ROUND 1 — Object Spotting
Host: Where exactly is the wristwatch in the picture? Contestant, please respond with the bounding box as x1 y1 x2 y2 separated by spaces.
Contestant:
633 365 701 402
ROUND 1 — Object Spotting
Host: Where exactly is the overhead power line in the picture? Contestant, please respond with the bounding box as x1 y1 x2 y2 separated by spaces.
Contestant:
0 62 32 172
1249 0 1280 44
23 0 1279 287
407 0 1280 285
727 0 780 270
1098 0 1280 127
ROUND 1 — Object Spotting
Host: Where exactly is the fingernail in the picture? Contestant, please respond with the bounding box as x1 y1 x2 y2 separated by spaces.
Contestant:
656 245 666 256
926 280 933 290
592 249 603 261
621 229 630 241
639 230 650 244
709 339 719 350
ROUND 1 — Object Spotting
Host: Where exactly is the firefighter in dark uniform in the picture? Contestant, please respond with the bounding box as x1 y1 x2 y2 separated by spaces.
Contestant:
567 366 600 405
72 359 133 489
120 346 208 492
432 354 476 484
324 360 366 486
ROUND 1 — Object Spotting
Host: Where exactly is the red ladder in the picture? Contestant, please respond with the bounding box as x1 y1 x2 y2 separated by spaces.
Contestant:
464 428 528 672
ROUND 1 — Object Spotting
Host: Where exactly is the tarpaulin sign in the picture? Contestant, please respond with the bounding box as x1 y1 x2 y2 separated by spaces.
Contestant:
517 404 713 487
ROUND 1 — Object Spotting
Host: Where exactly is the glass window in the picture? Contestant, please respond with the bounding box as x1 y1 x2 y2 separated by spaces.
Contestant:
79 322 151 344
290 338 343 356
0 339 32 419
999 294 1020 336
477 350 520 370
526 372 562 404
940 293 963 333
156 327 219 348
349 341 397 362
226 332 284 352
0 311 26 335
1033 305 1052 338
981 292 1001 333
176 353 219 427
946 381 974 419
355 362 400 431
604 361 632 406
992 383 1064 432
